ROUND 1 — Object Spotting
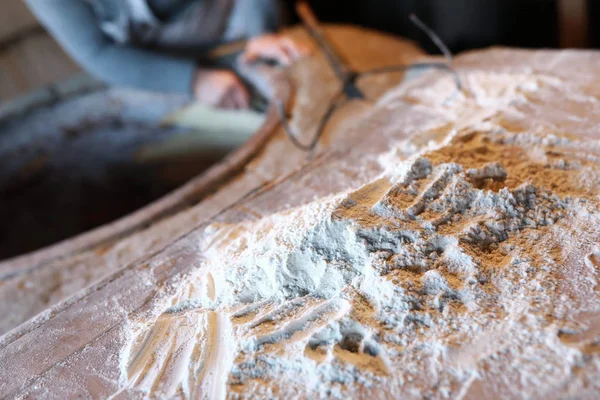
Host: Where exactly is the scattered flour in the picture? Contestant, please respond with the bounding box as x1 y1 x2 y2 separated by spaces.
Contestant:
123 123 600 399
116 51 600 398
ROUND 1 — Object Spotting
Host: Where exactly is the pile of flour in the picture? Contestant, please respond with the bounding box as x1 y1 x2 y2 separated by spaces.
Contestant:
118 48 600 398
122 118 600 398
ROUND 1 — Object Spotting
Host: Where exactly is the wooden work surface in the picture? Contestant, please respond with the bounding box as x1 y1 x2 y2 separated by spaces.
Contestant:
2 24 600 399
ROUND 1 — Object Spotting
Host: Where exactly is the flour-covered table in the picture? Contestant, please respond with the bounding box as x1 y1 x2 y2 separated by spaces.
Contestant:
1 25 600 399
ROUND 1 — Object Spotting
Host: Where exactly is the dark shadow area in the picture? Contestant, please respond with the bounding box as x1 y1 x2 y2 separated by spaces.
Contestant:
294 0 560 53
0 89 255 260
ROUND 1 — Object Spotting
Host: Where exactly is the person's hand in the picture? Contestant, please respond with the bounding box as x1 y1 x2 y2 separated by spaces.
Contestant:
242 34 311 66
192 69 250 109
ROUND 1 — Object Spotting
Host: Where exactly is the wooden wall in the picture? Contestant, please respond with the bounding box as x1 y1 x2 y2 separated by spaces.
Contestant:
0 0 38 42
0 0 80 103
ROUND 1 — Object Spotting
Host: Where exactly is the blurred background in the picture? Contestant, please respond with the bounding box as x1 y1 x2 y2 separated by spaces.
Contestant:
308 0 592 53
0 0 593 260
0 0 592 102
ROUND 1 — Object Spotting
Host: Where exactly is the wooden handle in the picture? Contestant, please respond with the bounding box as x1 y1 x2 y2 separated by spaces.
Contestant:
296 1 321 31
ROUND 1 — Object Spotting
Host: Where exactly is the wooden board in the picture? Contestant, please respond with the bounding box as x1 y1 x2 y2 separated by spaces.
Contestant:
0 32 80 102
2 25 599 399
0 0 38 42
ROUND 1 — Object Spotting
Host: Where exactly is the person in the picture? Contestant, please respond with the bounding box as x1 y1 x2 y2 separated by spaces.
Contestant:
25 0 310 109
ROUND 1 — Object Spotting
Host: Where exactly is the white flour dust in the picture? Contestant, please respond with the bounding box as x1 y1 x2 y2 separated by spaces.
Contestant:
122 119 600 398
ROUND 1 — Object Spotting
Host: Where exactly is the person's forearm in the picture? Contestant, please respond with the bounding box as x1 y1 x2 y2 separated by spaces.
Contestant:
25 0 197 95
86 45 197 94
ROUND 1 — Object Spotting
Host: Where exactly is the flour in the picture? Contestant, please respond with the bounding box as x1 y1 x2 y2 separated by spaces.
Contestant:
121 120 600 398
114 51 600 397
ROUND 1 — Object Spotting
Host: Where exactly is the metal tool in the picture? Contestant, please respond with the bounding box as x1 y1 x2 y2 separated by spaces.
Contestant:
277 1 463 153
